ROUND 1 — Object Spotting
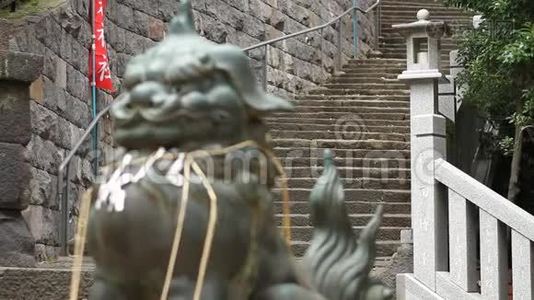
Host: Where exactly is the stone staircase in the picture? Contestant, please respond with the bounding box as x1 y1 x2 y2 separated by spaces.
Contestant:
269 59 411 260
269 0 473 261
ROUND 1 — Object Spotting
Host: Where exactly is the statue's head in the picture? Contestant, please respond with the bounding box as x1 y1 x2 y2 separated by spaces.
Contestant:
111 0 292 150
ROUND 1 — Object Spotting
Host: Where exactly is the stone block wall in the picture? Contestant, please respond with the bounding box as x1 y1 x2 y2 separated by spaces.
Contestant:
3 9 112 261
2 0 378 262
0 51 43 267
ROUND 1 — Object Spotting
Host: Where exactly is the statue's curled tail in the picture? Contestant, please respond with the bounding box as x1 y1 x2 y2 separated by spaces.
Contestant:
303 150 394 300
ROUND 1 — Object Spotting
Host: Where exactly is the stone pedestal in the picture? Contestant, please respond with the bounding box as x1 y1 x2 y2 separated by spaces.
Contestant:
0 258 94 300
0 51 43 267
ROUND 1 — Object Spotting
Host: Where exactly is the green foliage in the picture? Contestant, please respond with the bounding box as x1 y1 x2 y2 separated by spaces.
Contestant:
446 0 534 21
499 136 515 156
446 0 534 153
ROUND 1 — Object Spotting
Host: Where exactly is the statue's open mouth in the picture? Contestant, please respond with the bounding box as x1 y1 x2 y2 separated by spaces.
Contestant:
112 92 207 125
110 86 241 150
114 106 205 126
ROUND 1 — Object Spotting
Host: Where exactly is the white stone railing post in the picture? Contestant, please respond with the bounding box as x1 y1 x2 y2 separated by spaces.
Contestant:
393 10 450 292
394 14 534 299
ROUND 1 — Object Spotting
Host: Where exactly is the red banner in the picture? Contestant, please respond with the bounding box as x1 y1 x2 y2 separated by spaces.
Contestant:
89 0 114 92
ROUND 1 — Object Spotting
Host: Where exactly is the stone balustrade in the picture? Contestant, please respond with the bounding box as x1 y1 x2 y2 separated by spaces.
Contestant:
396 9 534 300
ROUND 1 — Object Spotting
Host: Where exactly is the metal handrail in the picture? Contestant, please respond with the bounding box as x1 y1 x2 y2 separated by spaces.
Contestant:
243 0 380 52
57 0 383 255
57 103 112 255
243 0 381 88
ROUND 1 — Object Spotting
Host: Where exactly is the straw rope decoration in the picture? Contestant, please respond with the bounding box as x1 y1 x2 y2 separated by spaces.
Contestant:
259 146 292 242
69 141 291 300
160 155 193 300
190 160 219 300
68 188 93 300
185 141 291 242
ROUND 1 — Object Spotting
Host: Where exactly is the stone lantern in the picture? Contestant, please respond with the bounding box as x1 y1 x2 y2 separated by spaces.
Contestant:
393 10 450 292
394 9 449 79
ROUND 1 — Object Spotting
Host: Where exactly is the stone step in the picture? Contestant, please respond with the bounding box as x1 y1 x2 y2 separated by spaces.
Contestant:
380 22 470 29
268 122 409 133
273 187 411 202
380 26 467 35
289 240 402 257
282 177 410 190
0 263 94 300
381 17 471 22
381 54 406 59
275 166 411 181
272 111 409 120
381 0 463 7
345 60 406 67
379 15 472 22
269 118 409 126
381 21 472 28
340 66 406 72
379 52 451 61
380 33 463 39
294 101 410 111
330 71 406 81
382 0 452 4
379 35 458 41
339 65 407 72
273 147 411 159
378 45 454 53
338 70 406 77
278 213 411 228
273 147 410 159
380 19 472 26
377 39 457 48
307 88 409 96
289 105 410 113
380 27 468 36
270 130 408 142
329 77 401 84
333 71 402 77
348 58 406 64
322 83 407 90
380 11 472 18
379 45 454 53
284 225 404 242
377 49 456 58
294 94 410 101
273 139 410 152
342 64 406 70
379 52 451 62
380 4 466 11
278 153 410 167
289 99 409 108
273 201 411 215
377 42 458 50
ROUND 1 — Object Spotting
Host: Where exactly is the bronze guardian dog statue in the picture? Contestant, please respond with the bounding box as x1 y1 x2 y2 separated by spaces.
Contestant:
85 2 393 299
